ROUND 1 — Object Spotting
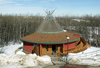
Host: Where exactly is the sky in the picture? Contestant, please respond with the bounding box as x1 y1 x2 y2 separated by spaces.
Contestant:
0 0 100 16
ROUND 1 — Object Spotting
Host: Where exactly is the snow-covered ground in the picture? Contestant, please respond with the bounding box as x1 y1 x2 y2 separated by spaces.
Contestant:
1 42 100 67
61 46 100 66
0 42 23 55
0 42 53 68
72 19 90 22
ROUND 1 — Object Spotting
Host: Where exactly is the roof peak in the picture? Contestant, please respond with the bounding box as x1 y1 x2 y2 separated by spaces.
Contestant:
36 9 63 33
43 8 57 15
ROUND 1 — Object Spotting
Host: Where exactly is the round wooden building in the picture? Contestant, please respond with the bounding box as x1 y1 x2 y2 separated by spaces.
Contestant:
20 10 90 57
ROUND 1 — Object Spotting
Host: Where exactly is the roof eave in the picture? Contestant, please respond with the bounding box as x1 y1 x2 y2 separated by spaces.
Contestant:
20 38 79 44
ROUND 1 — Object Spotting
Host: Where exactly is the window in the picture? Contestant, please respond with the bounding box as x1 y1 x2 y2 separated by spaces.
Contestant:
33 44 37 48
46 45 48 52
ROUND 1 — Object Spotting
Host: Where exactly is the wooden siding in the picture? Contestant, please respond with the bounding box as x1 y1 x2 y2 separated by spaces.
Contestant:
63 41 75 53
24 42 34 53
73 34 80 38
63 42 75 49
33 46 39 55
41 45 47 55
24 42 39 54
48 45 52 53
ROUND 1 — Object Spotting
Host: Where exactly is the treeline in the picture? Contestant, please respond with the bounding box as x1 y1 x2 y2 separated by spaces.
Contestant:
0 14 100 47
0 14 43 46
57 15 100 47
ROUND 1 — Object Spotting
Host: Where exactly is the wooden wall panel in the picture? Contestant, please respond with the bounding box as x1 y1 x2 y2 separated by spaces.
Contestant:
42 45 47 55
48 45 52 53
63 41 75 53
58 45 61 52
33 46 39 55
23 42 39 54
24 42 34 53
24 47 33 53
63 42 75 49
73 34 80 38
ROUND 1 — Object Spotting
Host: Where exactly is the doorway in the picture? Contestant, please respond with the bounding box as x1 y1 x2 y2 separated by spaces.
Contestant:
52 45 56 55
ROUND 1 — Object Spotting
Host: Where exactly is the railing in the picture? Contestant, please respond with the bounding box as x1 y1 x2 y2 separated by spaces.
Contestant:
62 41 84 55
60 37 91 62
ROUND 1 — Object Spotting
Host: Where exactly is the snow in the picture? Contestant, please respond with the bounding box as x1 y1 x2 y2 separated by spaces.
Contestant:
0 42 53 68
0 54 52 67
60 46 100 66
72 19 90 22
37 55 53 65
21 54 38 66
1 43 23 56
63 30 67 32
16 50 26 55
1 42 100 67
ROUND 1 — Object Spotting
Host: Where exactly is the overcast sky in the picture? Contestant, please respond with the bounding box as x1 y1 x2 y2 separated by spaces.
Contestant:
0 0 100 16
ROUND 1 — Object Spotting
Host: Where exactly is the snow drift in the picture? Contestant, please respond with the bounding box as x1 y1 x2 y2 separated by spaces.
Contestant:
0 53 53 67
1 43 23 56
0 42 53 68
60 47 100 66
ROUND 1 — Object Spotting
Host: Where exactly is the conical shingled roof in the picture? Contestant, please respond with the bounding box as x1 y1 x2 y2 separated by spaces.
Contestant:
36 12 63 33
